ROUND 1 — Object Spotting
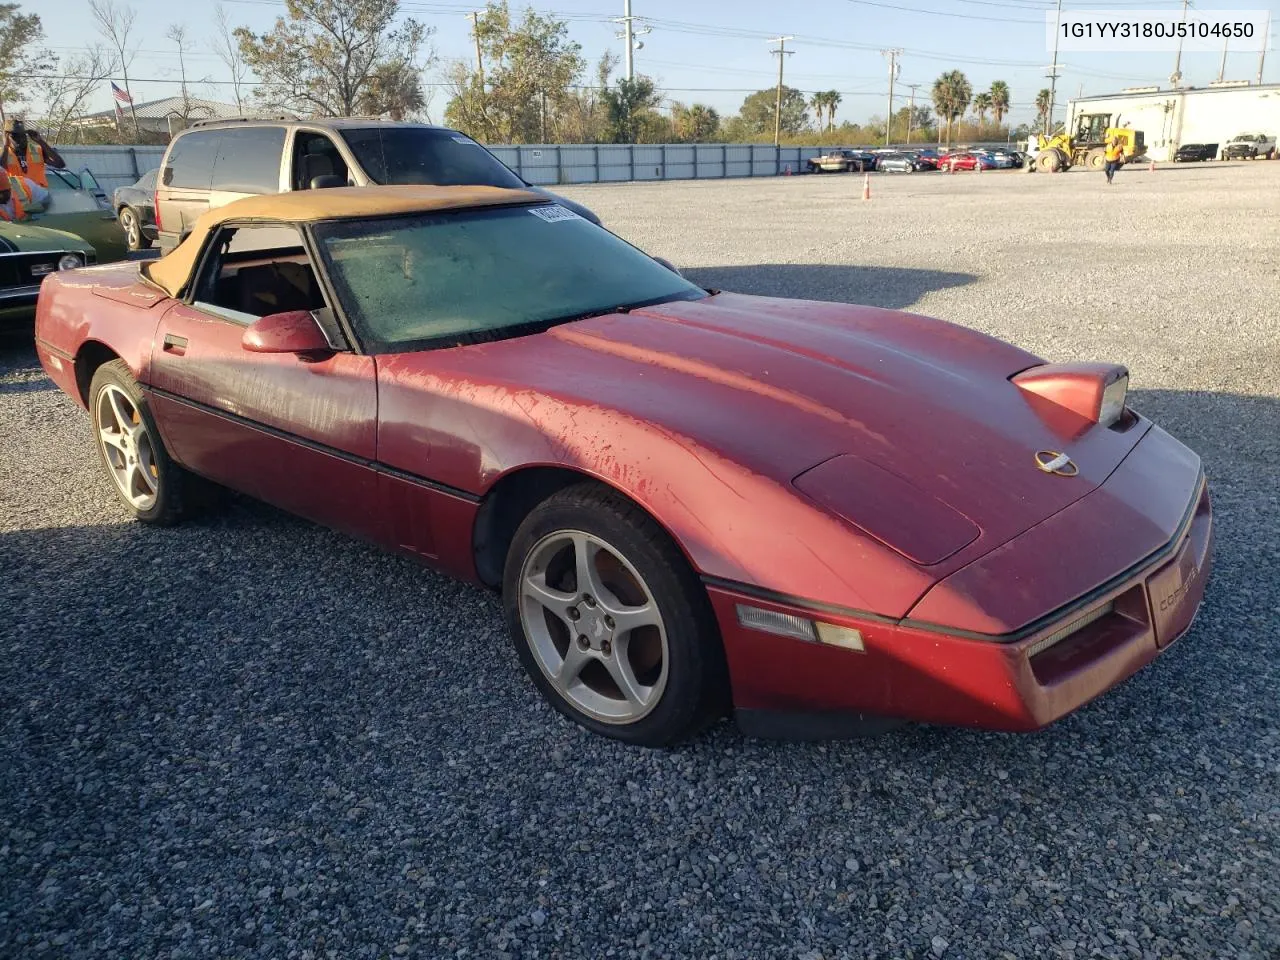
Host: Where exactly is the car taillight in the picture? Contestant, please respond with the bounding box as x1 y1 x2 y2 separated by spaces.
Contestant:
1012 363 1129 428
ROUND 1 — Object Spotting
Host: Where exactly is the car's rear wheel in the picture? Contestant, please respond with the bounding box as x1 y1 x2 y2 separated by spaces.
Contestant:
118 206 150 251
503 484 726 746
90 360 191 525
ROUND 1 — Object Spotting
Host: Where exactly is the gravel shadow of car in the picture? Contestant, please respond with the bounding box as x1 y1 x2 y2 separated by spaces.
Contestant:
682 264 978 311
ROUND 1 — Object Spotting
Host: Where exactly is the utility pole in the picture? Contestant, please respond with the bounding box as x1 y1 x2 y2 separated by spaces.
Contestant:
905 83 919 144
468 12 484 87
613 0 651 82
1171 0 1190 85
1218 35 1230 83
624 0 634 81
881 48 902 146
1259 11 1270 84
1046 0 1063 135
768 36 794 147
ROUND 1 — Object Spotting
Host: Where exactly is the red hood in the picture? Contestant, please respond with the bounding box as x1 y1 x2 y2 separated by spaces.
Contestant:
384 292 1148 577
543 293 1147 563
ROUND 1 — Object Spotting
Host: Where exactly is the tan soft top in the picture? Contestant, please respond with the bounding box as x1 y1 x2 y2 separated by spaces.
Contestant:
143 184 543 298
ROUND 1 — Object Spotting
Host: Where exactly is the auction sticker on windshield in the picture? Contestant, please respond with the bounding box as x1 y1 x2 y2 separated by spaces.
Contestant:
529 205 581 223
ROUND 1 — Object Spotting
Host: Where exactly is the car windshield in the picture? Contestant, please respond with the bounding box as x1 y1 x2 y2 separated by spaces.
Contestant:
340 127 526 189
313 203 706 352
47 169 80 191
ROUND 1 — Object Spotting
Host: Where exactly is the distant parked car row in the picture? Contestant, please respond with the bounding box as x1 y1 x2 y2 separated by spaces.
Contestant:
805 146 1031 175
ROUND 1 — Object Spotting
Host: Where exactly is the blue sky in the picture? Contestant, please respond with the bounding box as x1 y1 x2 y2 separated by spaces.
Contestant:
37 0 1280 128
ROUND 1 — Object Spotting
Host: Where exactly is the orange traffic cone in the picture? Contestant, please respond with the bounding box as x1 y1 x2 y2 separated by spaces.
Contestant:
1149 159 1156 172
862 173 871 200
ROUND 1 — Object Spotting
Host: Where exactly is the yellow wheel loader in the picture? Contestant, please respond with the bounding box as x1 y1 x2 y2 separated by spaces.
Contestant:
1026 113 1145 173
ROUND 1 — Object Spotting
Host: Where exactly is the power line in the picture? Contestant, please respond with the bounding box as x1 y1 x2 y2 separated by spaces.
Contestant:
842 0 1043 24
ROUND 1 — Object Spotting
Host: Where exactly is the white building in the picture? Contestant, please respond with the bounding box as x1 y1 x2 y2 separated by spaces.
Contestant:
73 97 291 138
1067 83 1280 162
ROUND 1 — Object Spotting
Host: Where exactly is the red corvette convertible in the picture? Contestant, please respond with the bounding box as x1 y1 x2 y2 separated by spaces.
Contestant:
34 186 1212 746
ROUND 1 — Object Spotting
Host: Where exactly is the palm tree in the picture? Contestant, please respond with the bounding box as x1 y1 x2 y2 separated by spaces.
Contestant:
1035 87 1052 133
823 90 842 132
809 90 842 133
989 80 1010 126
931 70 972 151
684 103 719 142
809 93 826 133
973 92 992 129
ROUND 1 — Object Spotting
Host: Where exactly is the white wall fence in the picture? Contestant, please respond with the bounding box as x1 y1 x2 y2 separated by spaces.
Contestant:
57 143 836 194
485 144 825 184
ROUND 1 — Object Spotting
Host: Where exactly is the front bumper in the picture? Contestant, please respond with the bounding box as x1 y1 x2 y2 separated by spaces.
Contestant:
710 428 1213 736
0 284 41 323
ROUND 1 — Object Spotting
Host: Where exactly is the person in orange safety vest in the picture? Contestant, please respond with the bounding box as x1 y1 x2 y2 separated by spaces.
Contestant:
0 172 29 221
3 118 65 189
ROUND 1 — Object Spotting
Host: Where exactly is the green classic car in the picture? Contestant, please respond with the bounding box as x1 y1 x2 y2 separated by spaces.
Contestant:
32 168 129 263
0 220 96 324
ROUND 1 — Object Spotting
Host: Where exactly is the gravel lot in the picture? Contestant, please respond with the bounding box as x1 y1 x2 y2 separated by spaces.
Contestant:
3 162 1278 959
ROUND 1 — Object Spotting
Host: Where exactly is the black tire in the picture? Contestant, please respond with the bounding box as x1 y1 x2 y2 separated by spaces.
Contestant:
118 206 151 252
502 483 727 747
89 359 193 525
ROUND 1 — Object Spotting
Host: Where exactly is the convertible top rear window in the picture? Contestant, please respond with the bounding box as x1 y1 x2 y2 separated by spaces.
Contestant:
313 204 705 351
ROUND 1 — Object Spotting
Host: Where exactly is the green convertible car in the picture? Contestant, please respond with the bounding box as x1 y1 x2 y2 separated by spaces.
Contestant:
0 220 96 325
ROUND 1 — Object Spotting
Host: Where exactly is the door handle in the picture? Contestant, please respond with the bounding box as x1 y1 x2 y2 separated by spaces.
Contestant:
162 333 188 355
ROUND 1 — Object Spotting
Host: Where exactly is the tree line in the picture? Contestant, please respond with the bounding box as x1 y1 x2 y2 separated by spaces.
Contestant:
1 0 1047 147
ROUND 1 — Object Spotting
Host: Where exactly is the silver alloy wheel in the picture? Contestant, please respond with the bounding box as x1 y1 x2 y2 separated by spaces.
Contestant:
519 530 669 724
95 383 159 510
120 208 140 248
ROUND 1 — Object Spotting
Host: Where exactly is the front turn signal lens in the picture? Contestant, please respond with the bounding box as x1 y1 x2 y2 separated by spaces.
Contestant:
736 604 866 653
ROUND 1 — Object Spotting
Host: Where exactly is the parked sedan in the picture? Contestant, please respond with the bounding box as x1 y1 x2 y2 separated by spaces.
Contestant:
112 169 158 252
1172 143 1218 162
876 152 924 173
35 185 1214 747
939 152 997 172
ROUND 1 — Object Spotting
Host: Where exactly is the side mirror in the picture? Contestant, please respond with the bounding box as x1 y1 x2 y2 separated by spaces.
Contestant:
242 310 333 358
310 174 345 190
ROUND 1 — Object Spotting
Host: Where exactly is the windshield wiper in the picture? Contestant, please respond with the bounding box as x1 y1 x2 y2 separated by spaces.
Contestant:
545 292 705 328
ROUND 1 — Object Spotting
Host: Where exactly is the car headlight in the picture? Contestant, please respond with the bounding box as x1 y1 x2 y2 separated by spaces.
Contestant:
58 253 85 271
1012 363 1130 428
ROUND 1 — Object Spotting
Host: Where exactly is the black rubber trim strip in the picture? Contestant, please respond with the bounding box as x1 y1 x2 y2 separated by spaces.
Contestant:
145 385 482 504
700 576 900 626
35 338 75 361
704 471 1205 645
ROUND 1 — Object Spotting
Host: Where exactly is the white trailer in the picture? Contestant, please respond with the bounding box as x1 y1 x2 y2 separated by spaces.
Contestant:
1067 83 1280 163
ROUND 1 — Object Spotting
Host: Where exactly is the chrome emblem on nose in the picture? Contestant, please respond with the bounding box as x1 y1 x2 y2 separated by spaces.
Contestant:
1035 450 1079 477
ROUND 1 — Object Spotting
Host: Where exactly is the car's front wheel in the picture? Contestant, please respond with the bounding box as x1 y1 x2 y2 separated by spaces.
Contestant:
503 484 726 746
89 360 192 525
118 206 150 251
